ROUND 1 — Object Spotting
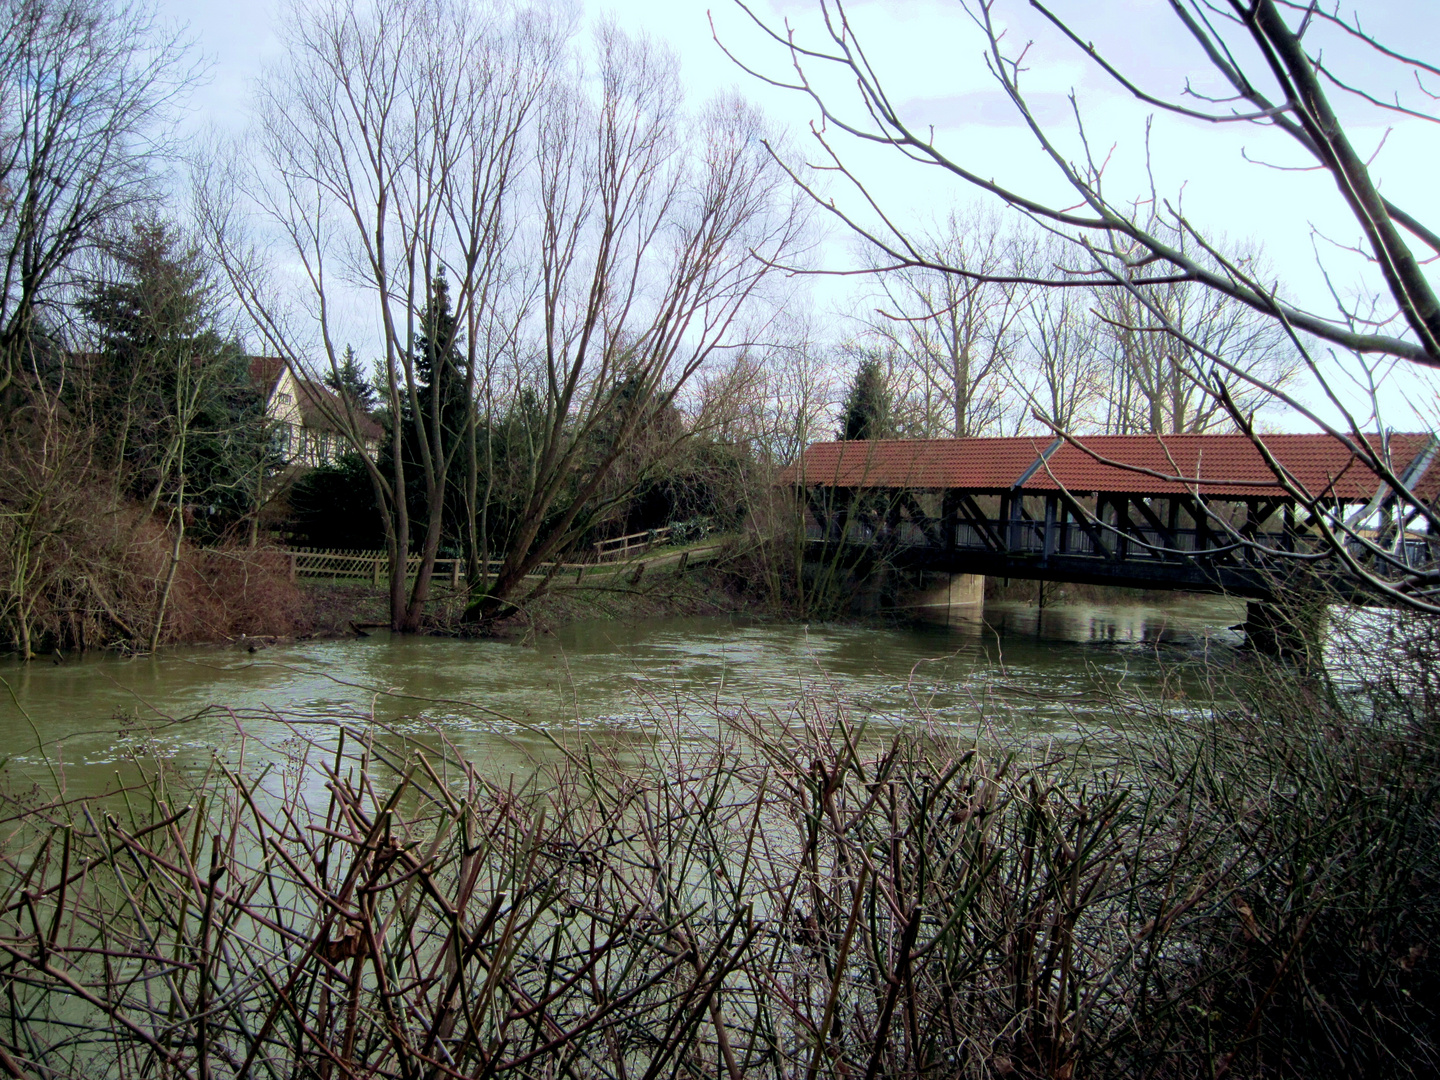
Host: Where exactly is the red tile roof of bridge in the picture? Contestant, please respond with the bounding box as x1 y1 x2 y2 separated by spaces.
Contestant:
783 432 1437 502
783 437 1052 491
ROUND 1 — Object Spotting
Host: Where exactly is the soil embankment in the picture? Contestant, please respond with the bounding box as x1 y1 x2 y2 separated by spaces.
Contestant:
294 553 751 643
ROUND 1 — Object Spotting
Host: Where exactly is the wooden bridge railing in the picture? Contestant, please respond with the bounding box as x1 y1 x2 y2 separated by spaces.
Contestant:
808 516 1437 577
811 521 1292 559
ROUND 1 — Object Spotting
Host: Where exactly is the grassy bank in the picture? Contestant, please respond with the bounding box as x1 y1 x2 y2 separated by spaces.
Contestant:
294 545 757 642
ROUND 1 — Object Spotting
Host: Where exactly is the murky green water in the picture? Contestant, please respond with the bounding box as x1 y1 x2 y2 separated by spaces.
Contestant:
0 597 1245 791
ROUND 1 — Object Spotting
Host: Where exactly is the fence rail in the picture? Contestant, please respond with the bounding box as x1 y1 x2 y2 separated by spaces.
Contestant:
591 525 676 561
286 549 564 584
285 530 717 584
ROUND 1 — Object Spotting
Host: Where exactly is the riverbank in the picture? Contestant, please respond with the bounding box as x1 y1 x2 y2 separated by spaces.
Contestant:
293 560 1212 646
10 532 1220 657
294 559 753 643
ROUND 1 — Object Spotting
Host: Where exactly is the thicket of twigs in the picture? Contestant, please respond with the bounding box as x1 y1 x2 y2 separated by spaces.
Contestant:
0 610 1437 1078
0 392 302 657
0 481 303 657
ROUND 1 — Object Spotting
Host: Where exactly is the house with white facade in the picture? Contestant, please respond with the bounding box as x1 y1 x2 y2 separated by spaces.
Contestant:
249 357 383 467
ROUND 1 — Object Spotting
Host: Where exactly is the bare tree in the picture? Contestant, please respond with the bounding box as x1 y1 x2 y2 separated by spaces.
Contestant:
1090 215 1300 434
1014 237 1106 432
690 313 839 468
854 208 1296 438
691 314 841 468
198 0 554 632
0 0 199 657
0 0 193 396
691 348 770 450
764 319 839 466
727 0 1440 608
862 207 1031 437
461 33 806 621
203 4 802 629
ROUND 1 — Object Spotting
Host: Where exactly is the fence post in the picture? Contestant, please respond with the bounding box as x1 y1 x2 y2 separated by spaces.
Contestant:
450 559 460 588
289 552 298 582
372 554 381 588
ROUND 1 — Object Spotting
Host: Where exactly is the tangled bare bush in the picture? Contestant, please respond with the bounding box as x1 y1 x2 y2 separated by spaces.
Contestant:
1 500 302 654
156 544 304 646
0 406 301 654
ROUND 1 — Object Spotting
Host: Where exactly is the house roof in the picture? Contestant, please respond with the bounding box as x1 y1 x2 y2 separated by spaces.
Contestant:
782 432 1438 502
248 355 285 399
247 355 383 442
295 378 384 441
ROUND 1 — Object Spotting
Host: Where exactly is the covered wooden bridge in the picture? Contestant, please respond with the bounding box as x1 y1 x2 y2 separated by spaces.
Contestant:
782 432 1438 599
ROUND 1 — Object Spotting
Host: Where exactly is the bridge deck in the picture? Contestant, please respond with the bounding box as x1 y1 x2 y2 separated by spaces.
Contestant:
784 433 1438 598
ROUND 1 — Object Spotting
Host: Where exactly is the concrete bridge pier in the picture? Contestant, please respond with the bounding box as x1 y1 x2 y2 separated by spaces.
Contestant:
904 571 985 628
843 566 985 626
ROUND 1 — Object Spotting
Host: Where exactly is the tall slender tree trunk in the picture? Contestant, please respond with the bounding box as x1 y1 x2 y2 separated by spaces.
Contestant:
151 471 185 652
388 502 410 633
463 401 481 593
402 482 447 632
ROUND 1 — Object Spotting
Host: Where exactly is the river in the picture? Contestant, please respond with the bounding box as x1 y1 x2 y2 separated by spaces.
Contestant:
0 596 1245 793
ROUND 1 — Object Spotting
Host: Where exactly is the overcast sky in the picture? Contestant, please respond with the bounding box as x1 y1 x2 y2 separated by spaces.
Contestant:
155 0 1440 431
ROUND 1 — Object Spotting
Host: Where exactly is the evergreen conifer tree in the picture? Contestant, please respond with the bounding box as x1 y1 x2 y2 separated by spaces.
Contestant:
78 219 269 536
839 354 894 441
381 273 472 554
325 345 378 413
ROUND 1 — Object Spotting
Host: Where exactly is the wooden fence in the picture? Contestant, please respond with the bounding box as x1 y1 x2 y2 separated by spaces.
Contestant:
286 527 714 585
590 525 676 562
286 550 544 584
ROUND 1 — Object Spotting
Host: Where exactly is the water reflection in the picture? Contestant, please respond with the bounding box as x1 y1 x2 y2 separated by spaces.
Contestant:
0 596 1245 792
984 599 1246 650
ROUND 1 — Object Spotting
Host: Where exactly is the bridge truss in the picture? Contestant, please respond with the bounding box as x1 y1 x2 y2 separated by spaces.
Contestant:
786 433 1438 600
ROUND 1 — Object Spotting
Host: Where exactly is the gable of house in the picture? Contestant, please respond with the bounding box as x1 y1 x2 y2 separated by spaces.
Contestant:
248 356 383 467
